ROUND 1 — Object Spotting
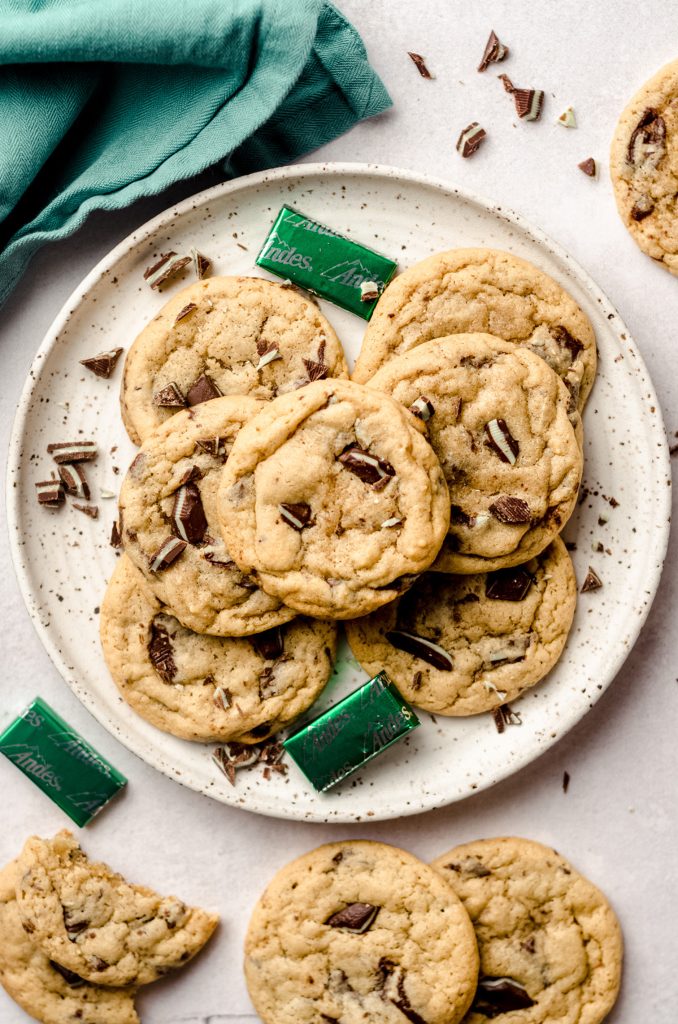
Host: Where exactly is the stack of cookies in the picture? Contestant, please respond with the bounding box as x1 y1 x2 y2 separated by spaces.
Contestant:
101 246 595 755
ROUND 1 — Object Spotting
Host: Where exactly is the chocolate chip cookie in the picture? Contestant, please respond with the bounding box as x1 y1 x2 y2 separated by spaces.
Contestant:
245 840 479 1024
345 538 576 715
432 837 623 1024
610 59 678 274
368 334 583 574
119 395 297 635
121 275 348 444
352 248 597 410
0 859 139 1024
101 555 337 743
15 831 218 987
217 379 451 619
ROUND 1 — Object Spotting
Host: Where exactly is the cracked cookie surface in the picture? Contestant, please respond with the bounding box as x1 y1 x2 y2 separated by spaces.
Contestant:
368 335 582 574
0 859 139 1024
217 379 451 619
119 396 297 635
15 831 218 987
121 275 348 444
346 538 576 715
101 555 337 743
352 248 596 410
610 59 678 274
432 837 623 1024
245 840 479 1024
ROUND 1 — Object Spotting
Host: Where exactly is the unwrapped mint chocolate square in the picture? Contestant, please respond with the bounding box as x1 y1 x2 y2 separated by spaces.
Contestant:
256 205 397 319
0 698 126 825
283 672 419 791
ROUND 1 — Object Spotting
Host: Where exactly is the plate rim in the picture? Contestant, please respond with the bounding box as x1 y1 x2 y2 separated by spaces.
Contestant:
7 160 673 822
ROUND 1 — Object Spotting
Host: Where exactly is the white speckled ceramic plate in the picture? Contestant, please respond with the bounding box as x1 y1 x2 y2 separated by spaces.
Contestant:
7 163 671 822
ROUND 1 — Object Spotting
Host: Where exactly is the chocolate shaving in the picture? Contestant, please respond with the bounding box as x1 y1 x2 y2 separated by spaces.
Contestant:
492 703 523 734
149 536 187 572
186 373 222 406
80 348 123 379
72 502 99 519
252 626 284 661
47 441 97 464
581 566 602 592
49 961 87 988
338 446 395 486
578 157 597 177
485 568 534 601
407 52 433 78
153 382 186 408
279 502 314 530
484 419 519 464
172 482 207 544
148 622 176 682
326 903 380 933
456 122 487 158
174 303 197 324
58 464 90 499
212 738 286 786
385 630 453 671
478 29 509 72
303 358 329 381
472 976 535 1017
489 495 531 524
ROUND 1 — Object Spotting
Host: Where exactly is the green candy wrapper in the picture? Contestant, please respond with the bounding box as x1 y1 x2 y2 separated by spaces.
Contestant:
256 205 397 319
0 698 126 825
283 672 419 791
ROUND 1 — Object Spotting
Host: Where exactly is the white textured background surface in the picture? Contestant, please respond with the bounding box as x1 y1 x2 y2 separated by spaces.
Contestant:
1 2 676 1020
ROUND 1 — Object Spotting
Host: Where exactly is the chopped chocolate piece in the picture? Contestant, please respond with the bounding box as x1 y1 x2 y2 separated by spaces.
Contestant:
153 382 186 407
445 858 491 877
386 630 453 671
213 686 233 710
148 622 176 682
186 373 222 406
552 325 584 360
557 106 576 128
492 703 523 734
489 495 531 524
173 465 202 489
627 108 666 169
379 959 427 1024
174 302 197 324
631 194 654 221
145 252 191 289
49 961 87 987
478 29 509 71
303 357 329 381
194 436 228 460
484 418 519 464
485 635 530 666
36 479 65 507
485 568 534 601
252 626 284 661
326 903 380 933
521 936 536 954
359 280 380 302
58 464 90 500
72 502 99 519
563 770 570 793
256 345 282 370
498 75 544 120
279 502 314 530
407 52 433 78
450 504 473 527
91 957 109 972
202 545 236 568
110 520 123 548
172 482 207 544
212 741 261 786
338 446 395 486
409 396 435 421
79 347 123 379
190 247 211 279
149 536 187 572
63 909 88 937
47 441 97 464
472 976 535 1017
581 566 602 592
456 122 487 158
578 157 597 177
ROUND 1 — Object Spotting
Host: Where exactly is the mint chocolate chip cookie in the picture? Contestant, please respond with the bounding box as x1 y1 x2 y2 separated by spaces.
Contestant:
0 859 139 1024
101 555 337 744
346 538 576 716
432 837 623 1024
14 831 218 988
352 248 596 411
216 379 451 619
121 275 348 445
368 334 583 574
245 840 479 1024
610 59 678 274
119 396 296 636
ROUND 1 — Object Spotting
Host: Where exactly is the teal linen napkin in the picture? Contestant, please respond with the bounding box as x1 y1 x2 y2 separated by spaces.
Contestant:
0 0 391 305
